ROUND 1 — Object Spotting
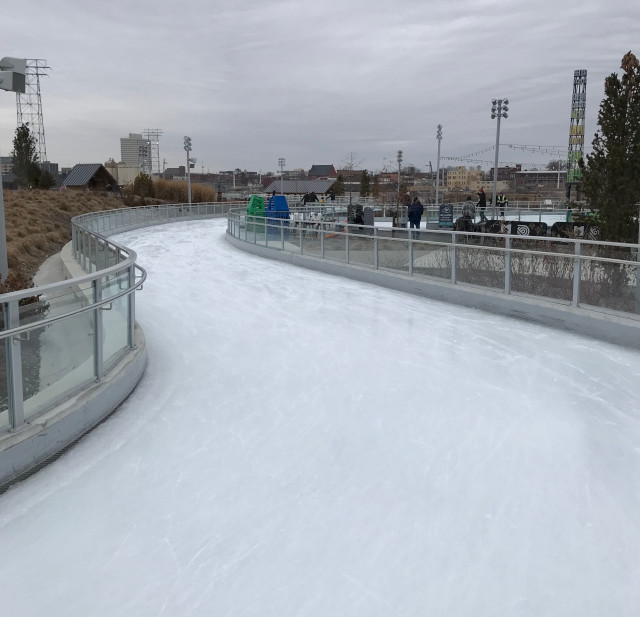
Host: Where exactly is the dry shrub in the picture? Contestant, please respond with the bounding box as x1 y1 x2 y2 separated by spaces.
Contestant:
1 189 132 292
153 179 217 203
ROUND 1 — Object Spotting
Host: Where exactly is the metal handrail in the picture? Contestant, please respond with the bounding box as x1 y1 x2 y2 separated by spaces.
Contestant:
228 208 640 321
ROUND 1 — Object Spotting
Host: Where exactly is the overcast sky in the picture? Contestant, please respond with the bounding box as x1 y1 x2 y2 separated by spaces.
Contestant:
1 0 637 174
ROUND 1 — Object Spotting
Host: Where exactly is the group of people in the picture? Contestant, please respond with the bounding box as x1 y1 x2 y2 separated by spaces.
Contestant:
475 188 509 221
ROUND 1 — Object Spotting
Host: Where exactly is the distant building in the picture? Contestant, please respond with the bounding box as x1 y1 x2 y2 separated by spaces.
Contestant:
446 166 484 190
0 156 12 174
62 164 118 191
489 164 522 182
105 160 140 186
308 164 337 179
120 133 150 169
515 170 566 189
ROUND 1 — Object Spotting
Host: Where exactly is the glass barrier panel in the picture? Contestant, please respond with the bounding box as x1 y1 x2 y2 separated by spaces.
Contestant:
103 293 130 372
513 236 574 256
101 270 130 300
323 228 347 263
264 220 283 248
0 341 8 430
377 235 409 273
511 250 573 301
347 232 375 267
302 226 324 258
26 283 93 324
455 243 505 290
412 238 452 280
579 258 639 315
283 225 302 254
23 311 95 420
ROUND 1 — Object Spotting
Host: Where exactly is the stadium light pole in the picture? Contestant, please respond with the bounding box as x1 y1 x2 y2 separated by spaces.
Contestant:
278 157 285 194
0 57 27 282
491 99 509 219
396 149 403 207
184 136 192 205
435 124 442 207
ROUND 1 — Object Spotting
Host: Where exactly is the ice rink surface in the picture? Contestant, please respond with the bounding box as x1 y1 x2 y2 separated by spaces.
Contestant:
1 218 640 616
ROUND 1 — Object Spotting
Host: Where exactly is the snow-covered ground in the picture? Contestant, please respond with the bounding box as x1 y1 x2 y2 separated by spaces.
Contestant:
1 218 639 617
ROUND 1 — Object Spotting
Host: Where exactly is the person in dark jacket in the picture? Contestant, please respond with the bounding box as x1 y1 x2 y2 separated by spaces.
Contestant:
477 188 487 222
408 197 424 236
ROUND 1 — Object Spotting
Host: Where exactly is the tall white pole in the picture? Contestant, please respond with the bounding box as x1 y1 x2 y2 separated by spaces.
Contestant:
490 99 508 220
435 124 442 207
184 136 192 205
278 157 285 194
186 151 192 205
492 113 501 220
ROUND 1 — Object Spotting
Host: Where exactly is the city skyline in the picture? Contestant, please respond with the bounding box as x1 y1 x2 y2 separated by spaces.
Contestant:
1 0 637 174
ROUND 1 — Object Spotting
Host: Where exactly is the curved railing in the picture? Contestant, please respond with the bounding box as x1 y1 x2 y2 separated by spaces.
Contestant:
226 206 640 346
0 201 236 489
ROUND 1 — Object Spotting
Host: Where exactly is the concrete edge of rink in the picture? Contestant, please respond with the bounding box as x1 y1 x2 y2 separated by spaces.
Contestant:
0 325 147 493
225 232 640 352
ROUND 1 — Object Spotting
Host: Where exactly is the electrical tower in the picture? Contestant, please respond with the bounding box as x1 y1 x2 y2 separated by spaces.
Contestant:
567 69 587 198
16 59 50 164
143 128 163 176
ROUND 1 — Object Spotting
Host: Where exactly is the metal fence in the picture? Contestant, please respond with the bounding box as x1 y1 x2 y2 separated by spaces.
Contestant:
227 208 640 319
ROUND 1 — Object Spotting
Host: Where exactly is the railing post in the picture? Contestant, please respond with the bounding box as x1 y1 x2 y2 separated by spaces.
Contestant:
374 226 379 270
6 300 25 429
505 236 512 294
93 278 104 380
572 241 582 307
346 225 350 264
408 234 413 276
128 264 136 348
321 222 325 259
451 233 457 284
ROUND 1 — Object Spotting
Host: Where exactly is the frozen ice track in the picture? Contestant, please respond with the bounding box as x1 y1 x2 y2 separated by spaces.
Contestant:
1 219 639 617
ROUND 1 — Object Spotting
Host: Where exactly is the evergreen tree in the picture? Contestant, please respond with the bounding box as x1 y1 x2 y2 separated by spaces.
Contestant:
372 174 380 199
332 175 345 196
11 123 39 189
132 172 155 198
580 51 640 242
359 169 370 197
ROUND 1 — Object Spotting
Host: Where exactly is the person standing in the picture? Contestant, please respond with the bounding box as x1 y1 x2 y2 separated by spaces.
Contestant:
477 188 487 222
408 197 424 236
328 188 336 202
497 191 508 217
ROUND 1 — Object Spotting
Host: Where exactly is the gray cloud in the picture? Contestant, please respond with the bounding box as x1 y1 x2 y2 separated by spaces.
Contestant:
1 0 637 174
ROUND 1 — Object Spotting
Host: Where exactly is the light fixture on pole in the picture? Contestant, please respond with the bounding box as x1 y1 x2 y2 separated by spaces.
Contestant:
278 158 285 194
435 124 443 206
183 136 192 205
490 99 508 219
0 56 27 282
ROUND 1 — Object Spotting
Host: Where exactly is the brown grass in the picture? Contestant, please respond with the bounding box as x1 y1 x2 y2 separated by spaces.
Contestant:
0 189 131 293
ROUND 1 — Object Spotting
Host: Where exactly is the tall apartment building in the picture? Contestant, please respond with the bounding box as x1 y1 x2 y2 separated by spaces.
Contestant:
120 133 150 170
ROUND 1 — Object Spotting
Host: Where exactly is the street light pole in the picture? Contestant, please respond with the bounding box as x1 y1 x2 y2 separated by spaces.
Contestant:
0 56 27 282
435 124 442 207
396 149 403 208
183 136 192 205
490 98 509 219
278 158 285 194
